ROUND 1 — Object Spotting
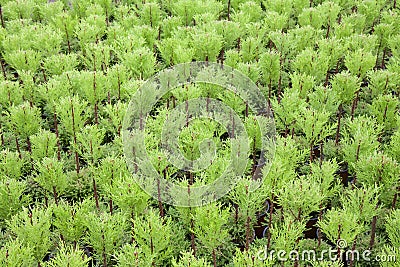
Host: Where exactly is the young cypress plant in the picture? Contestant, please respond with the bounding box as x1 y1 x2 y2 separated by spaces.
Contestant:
34 157 68 205
341 116 382 173
49 10 77 53
46 242 91 267
318 208 364 262
380 209 400 267
56 95 89 175
104 172 150 219
8 206 53 267
296 107 334 163
30 129 58 162
270 87 307 136
232 1 264 25
331 71 361 144
75 14 107 51
52 199 93 247
259 51 280 103
277 176 325 222
84 210 128 267
0 149 23 179
365 70 396 100
232 247 274 267
368 94 398 133
192 202 230 267
269 216 306 261
191 29 223 62
105 64 129 102
82 42 112 72
345 48 376 117
76 125 105 210
261 136 305 249
71 70 107 125
103 101 127 136
0 81 24 108
172 251 212 267
6 102 41 157
133 208 174 266
0 238 36 266
229 178 267 251
38 76 73 160
116 242 152 267
171 0 200 26
354 151 400 248
0 178 30 226
292 47 331 83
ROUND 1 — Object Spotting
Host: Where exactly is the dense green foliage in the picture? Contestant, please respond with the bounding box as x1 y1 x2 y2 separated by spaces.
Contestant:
0 0 399 266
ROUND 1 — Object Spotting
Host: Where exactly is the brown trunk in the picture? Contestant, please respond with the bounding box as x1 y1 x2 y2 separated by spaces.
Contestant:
212 248 217 267
349 239 357 267
0 124 4 147
53 186 59 205
369 215 377 249
102 233 107 267
245 216 251 251
351 90 360 120
0 59 6 79
0 5 4 28
157 178 164 218
309 142 314 163
93 177 100 211
26 136 32 154
190 218 196 256
227 0 231 20
64 23 71 53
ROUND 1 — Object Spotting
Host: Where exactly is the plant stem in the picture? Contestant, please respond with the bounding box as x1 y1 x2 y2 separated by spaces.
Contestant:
0 59 6 79
335 104 342 145
26 136 32 154
0 123 4 147
71 100 80 175
349 239 357 267
15 136 22 159
337 224 342 262
157 178 164 218
93 175 100 211
64 22 71 54
267 196 274 249
227 0 231 20
93 71 99 125
318 205 323 247
212 248 217 267
319 142 323 166
102 233 107 267
0 5 4 28
53 112 61 160
310 141 314 163
350 89 360 120
245 215 251 251
53 186 59 205
369 215 377 249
